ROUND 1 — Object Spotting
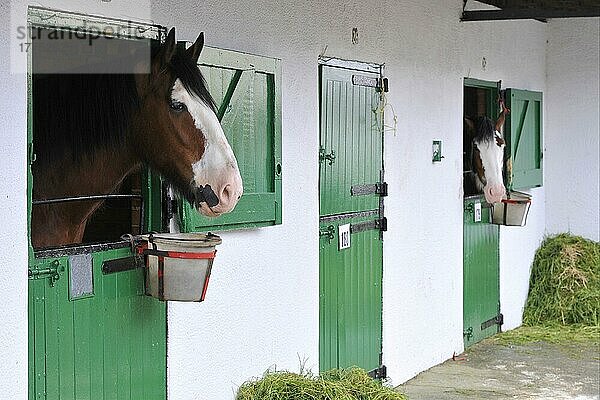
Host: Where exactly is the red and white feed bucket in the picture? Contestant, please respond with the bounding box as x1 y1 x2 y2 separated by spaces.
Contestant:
140 233 222 302
492 191 532 227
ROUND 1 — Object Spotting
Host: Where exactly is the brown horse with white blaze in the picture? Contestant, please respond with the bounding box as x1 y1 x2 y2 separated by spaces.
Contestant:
465 101 510 204
31 28 243 248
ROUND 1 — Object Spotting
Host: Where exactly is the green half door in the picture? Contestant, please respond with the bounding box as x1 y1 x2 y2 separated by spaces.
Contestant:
29 247 167 400
463 197 500 347
179 47 282 232
319 63 384 374
505 89 543 190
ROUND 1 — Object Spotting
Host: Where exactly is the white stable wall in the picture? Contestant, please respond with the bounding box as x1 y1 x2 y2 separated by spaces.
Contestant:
151 0 548 394
3 1 596 399
546 18 600 242
0 2 28 398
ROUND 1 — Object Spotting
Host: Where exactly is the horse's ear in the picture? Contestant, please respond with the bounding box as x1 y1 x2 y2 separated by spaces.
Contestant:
156 27 176 69
186 32 205 63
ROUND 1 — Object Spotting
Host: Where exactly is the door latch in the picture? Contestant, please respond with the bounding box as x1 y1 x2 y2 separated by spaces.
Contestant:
319 147 336 165
29 259 62 287
463 327 473 340
319 225 335 243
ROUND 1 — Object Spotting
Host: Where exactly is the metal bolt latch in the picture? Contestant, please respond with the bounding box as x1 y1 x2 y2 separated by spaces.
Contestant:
319 147 336 165
319 225 335 243
29 259 62 287
463 327 473 339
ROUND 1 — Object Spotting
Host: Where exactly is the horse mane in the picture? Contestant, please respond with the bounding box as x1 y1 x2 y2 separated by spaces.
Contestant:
169 48 217 113
473 116 496 144
33 39 216 167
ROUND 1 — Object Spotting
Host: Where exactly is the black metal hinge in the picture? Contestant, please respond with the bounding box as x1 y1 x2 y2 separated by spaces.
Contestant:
351 182 388 197
350 217 387 234
352 75 389 92
481 313 504 331
368 364 387 380
102 255 144 274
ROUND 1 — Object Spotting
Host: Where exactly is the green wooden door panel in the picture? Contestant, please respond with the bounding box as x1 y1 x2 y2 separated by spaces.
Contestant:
319 66 382 217
319 63 383 373
27 11 168 400
463 197 500 347
179 48 282 232
29 249 166 400
319 216 383 372
181 193 277 231
505 89 543 190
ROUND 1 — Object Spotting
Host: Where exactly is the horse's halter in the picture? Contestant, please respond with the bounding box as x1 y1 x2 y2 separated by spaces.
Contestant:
194 185 219 208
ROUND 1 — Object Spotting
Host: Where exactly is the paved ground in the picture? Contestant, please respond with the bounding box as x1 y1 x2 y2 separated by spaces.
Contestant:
398 339 599 399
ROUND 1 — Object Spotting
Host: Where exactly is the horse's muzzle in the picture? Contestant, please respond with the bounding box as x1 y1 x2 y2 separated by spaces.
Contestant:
194 185 219 208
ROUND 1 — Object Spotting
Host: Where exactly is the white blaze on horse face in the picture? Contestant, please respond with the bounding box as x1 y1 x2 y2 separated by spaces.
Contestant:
171 79 243 216
475 132 506 204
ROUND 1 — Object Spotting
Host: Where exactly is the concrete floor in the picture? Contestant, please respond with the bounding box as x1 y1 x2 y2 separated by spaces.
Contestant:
398 339 600 400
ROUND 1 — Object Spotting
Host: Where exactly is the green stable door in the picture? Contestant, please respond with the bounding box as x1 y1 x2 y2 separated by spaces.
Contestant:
463 198 500 347
27 9 167 399
462 79 502 348
319 62 386 376
29 247 167 400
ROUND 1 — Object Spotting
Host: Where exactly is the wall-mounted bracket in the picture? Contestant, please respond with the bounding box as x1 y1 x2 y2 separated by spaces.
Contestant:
432 140 444 162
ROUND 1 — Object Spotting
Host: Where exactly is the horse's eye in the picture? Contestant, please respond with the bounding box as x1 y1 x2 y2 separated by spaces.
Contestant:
169 100 186 112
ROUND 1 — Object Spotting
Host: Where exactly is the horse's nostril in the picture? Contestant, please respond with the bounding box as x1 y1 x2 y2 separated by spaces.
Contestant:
214 181 242 212
220 184 233 204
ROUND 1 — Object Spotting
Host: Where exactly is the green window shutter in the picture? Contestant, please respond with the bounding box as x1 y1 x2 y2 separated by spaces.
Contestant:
179 47 282 232
505 89 543 190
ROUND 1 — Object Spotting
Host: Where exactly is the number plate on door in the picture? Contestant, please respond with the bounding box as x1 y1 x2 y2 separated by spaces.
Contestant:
474 202 482 222
338 224 351 250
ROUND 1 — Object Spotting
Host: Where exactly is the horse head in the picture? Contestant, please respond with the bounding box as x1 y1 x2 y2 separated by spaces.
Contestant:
131 28 243 217
465 116 506 204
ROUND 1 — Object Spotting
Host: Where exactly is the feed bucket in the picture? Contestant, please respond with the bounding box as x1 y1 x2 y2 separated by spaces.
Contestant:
142 233 222 302
492 191 532 227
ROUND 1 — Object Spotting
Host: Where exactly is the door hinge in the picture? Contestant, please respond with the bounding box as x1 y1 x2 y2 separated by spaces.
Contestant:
368 364 387 380
351 182 388 197
352 75 389 92
350 217 387 234
481 313 504 330
102 255 144 274
28 259 62 287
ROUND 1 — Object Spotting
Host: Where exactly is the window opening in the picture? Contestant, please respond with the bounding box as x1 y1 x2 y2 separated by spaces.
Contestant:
29 11 164 252
463 82 499 198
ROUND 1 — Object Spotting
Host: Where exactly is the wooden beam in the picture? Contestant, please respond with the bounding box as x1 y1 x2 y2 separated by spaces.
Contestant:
461 7 600 21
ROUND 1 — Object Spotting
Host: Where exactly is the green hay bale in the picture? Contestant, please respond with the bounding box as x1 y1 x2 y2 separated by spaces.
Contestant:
236 367 407 400
523 233 600 326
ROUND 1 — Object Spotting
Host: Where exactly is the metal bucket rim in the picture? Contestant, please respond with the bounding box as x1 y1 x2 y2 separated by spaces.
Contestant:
143 233 222 247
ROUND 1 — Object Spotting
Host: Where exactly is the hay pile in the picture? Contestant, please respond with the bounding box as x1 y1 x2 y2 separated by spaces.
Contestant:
236 367 407 400
523 233 599 326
